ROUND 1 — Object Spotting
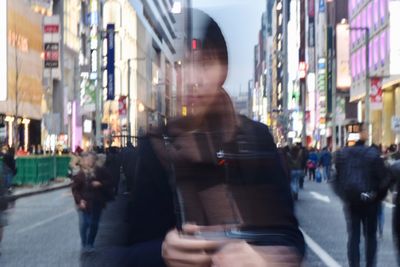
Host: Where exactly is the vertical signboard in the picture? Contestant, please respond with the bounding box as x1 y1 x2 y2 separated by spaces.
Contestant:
118 96 127 117
0 0 7 101
319 0 326 13
44 43 59 68
326 26 333 113
370 77 383 110
308 0 315 48
43 15 61 79
106 24 115 100
336 23 351 89
318 58 327 125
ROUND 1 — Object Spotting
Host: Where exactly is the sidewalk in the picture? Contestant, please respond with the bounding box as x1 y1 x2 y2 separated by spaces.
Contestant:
9 178 72 200
80 193 132 267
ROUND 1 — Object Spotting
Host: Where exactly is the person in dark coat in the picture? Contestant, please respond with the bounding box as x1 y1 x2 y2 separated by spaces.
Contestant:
121 141 137 194
0 162 9 248
105 146 122 195
71 152 113 252
319 147 332 181
334 127 389 267
126 8 305 267
1 145 16 190
389 159 400 264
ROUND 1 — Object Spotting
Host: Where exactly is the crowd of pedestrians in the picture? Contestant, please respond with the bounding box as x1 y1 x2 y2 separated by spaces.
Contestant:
283 143 333 201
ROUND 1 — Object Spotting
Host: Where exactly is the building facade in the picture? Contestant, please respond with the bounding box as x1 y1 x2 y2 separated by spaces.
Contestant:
1 0 44 150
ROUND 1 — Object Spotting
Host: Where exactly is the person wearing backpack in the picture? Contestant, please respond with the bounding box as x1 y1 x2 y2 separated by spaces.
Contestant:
333 124 388 267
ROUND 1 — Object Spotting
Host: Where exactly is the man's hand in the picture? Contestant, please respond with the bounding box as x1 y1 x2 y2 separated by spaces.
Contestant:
212 242 301 267
91 181 102 188
79 199 87 210
162 225 223 267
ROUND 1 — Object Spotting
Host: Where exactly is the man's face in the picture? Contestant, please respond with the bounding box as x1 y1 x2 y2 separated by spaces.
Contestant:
185 49 227 117
82 155 95 169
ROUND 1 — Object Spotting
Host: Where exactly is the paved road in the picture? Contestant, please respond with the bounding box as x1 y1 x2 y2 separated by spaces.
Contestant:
0 188 129 267
0 181 398 266
297 179 398 266
0 189 81 266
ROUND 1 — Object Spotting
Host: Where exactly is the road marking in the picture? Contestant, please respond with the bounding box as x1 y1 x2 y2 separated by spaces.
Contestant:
310 191 331 203
16 208 75 234
385 202 395 209
300 228 342 267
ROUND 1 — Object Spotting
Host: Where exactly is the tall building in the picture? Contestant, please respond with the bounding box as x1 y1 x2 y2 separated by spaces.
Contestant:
349 0 400 146
1 0 44 149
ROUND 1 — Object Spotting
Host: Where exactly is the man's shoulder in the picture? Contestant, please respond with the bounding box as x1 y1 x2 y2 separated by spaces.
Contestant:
239 115 267 128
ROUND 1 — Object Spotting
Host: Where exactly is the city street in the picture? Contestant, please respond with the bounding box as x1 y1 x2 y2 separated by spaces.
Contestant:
0 181 398 267
297 180 398 266
0 188 129 267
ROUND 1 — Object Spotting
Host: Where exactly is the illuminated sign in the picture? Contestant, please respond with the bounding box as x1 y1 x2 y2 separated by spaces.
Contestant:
106 24 115 100
44 43 59 68
390 2 400 75
84 119 93 133
336 23 351 89
43 15 61 79
192 39 198 50
298 62 307 79
0 0 7 101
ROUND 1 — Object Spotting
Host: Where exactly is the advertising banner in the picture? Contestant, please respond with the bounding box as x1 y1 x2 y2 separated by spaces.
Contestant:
0 0 7 101
81 79 96 113
44 43 59 68
106 24 115 100
327 26 333 113
336 23 351 89
308 20 315 47
318 58 327 126
43 15 60 79
370 77 383 110
319 0 326 13
308 0 315 17
118 96 127 117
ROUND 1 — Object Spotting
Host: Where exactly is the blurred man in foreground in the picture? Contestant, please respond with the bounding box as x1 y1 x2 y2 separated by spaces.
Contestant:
127 8 304 267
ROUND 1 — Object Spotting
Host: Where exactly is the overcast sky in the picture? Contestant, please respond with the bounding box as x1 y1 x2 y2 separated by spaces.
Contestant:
192 0 266 96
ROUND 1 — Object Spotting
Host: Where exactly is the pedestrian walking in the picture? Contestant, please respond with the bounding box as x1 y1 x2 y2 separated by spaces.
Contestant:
121 141 137 194
333 124 389 267
105 146 122 195
377 202 384 239
307 148 318 181
319 147 332 182
389 157 400 264
0 145 16 191
71 152 113 253
0 162 9 253
287 145 306 200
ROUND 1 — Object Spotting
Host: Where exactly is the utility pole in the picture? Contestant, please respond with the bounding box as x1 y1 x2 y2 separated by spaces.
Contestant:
127 58 131 138
95 0 103 147
365 29 371 145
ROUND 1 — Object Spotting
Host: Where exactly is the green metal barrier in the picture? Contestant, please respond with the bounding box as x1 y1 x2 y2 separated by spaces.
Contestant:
14 155 71 185
56 156 71 177
14 157 27 185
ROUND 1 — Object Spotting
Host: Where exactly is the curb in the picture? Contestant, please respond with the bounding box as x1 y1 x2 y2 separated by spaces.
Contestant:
7 182 72 201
